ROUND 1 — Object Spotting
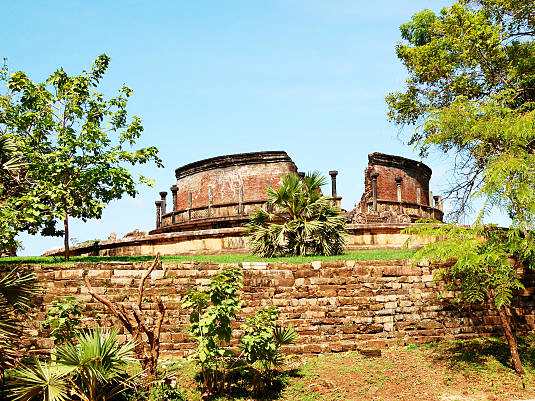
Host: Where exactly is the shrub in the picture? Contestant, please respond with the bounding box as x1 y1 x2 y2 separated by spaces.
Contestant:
182 267 243 396
247 172 346 257
42 296 82 346
182 268 298 397
7 328 134 401
240 306 298 392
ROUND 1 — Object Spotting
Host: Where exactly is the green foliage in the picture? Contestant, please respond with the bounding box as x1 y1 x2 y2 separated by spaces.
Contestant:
405 221 533 309
386 0 535 222
0 55 163 255
182 267 243 394
182 268 297 397
42 296 82 346
0 268 37 376
7 328 135 401
240 306 298 372
148 382 186 401
247 172 346 257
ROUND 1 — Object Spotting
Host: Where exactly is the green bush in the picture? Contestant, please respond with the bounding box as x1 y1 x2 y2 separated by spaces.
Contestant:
182 268 297 397
42 296 82 345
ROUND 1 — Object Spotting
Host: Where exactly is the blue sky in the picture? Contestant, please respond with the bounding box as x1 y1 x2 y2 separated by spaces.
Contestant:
4 0 482 255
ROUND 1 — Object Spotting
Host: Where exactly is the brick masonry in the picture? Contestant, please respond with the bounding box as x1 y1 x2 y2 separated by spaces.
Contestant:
26 260 535 355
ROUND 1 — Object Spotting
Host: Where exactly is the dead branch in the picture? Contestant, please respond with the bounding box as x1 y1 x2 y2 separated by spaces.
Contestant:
82 253 165 386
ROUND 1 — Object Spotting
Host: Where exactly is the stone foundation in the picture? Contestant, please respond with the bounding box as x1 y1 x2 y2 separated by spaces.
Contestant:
27 259 535 355
44 224 434 257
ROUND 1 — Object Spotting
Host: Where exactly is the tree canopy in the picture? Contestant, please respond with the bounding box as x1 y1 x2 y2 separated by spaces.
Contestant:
389 0 534 376
386 0 534 224
0 55 162 257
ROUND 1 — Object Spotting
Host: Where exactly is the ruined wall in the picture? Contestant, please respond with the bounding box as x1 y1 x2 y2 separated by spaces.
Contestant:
352 153 443 223
29 260 535 355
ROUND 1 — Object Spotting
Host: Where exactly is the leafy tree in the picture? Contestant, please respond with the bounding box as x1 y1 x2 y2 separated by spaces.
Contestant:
0 268 36 381
7 328 134 401
388 0 534 376
247 172 346 257
0 55 163 259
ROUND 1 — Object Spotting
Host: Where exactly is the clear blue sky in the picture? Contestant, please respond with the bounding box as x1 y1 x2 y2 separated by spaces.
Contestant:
5 0 489 256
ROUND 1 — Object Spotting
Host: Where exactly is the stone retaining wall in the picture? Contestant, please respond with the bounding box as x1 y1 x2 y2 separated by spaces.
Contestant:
28 260 535 355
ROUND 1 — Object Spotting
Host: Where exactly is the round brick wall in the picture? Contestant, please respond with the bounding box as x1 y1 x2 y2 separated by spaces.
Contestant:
368 153 431 206
155 151 297 232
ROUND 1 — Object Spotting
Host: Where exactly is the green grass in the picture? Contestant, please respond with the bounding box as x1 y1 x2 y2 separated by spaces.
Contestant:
0 248 414 266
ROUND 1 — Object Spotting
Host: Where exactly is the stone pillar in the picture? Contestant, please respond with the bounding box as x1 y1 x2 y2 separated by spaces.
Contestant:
416 188 421 204
434 195 443 211
428 190 433 208
170 185 178 211
155 200 163 229
395 176 403 213
159 191 168 215
371 172 379 212
188 192 193 220
208 186 213 217
239 185 244 214
329 170 338 198
170 185 178 224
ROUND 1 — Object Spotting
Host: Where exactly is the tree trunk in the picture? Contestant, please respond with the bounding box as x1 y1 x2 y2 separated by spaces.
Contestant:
63 213 70 260
497 305 524 376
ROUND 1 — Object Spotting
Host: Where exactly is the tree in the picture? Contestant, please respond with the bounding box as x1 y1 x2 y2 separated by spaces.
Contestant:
387 0 534 376
247 172 346 257
0 55 163 259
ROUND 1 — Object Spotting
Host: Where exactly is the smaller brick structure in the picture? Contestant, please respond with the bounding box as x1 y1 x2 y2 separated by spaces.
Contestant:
350 153 443 224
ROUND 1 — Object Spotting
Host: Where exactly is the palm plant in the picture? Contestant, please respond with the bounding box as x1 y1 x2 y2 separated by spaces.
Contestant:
247 172 346 257
8 328 135 401
0 268 37 379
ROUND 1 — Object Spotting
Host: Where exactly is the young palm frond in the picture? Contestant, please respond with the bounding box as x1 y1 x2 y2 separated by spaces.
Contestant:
248 172 346 257
7 360 73 401
7 328 135 401
0 269 37 374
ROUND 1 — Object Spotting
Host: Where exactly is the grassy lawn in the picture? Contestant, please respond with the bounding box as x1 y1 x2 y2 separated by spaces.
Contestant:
163 336 535 401
0 248 414 266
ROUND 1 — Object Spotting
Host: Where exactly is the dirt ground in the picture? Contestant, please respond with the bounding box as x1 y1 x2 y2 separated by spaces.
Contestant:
171 337 535 401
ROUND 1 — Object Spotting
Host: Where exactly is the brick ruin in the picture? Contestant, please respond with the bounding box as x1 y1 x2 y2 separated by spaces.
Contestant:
152 151 298 233
152 150 443 233
44 150 445 256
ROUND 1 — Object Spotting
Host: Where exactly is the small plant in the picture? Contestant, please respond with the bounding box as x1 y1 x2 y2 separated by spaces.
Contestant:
240 306 298 392
7 328 134 401
149 381 186 401
42 296 82 345
183 269 298 398
182 267 243 396
247 172 346 257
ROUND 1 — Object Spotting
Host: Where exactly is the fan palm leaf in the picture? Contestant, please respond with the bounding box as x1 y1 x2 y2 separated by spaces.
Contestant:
247 172 346 257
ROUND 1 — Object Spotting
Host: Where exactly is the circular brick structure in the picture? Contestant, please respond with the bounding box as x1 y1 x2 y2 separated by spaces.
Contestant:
351 152 443 223
152 151 297 233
